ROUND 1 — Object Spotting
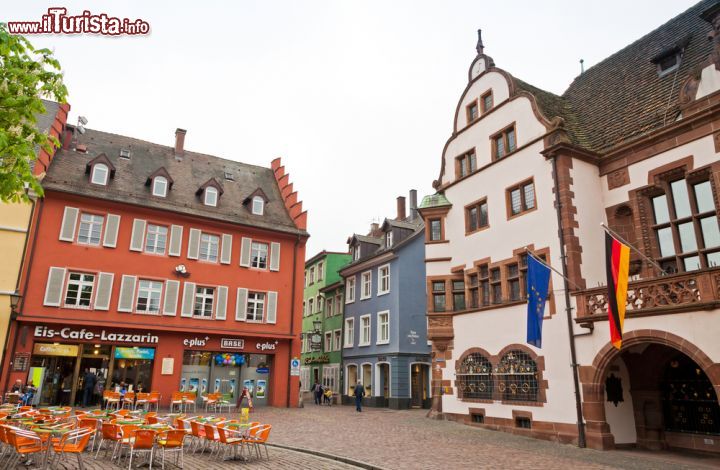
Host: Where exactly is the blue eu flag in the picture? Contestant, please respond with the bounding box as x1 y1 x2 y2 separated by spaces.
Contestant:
526 254 551 348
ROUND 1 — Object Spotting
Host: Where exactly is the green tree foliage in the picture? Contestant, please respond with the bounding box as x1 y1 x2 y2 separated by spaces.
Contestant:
0 23 68 202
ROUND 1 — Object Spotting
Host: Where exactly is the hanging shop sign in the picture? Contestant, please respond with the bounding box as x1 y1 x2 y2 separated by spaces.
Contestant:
303 354 330 365
221 338 245 350
34 326 159 344
33 343 80 357
114 347 156 360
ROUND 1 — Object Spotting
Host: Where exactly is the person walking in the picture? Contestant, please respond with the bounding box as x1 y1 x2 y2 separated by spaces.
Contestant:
353 381 365 412
81 368 96 407
312 382 322 405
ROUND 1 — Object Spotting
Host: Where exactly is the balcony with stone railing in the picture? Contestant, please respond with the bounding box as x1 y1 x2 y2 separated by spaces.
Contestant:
573 267 720 324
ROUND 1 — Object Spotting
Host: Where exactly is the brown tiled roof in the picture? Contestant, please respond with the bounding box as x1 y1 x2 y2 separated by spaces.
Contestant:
506 0 715 154
43 128 306 236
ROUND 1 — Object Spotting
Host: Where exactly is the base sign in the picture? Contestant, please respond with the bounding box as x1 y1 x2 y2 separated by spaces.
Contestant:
290 357 300 376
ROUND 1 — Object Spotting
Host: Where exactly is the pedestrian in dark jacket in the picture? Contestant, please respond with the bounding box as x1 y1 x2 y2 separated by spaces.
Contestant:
81 368 96 407
353 381 365 412
313 382 323 405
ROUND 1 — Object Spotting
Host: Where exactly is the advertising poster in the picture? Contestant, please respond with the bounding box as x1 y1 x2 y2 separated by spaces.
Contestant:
243 379 254 395
189 378 199 393
214 378 221 393
229 379 236 398
201 378 208 394
256 379 266 399
180 377 186 392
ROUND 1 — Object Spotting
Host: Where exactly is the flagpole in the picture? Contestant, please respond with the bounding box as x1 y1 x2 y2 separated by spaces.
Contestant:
600 223 666 275
524 248 584 291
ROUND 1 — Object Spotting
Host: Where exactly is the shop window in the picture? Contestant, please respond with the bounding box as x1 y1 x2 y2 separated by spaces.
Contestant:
452 280 466 311
508 180 536 217
323 365 339 393
77 213 104 245
246 292 266 322
432 281 446 312
492 125 516 160
496 350 539 402
457 353 493 400
144 224 168 255
378 265 390 295
199 233 219 262
193 286 215 318
251 241 268 269
64 272 95 308
650 178 719 273
136 280 163 314
360 271 372 299
346 364 358 395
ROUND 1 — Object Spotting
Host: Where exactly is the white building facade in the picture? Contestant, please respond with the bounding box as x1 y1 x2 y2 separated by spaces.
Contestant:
421 0 720 452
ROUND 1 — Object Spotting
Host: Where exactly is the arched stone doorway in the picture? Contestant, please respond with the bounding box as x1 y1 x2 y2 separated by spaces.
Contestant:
582 330 720 452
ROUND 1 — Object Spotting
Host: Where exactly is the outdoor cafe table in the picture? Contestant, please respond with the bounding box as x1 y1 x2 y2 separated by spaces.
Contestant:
32 425 72 469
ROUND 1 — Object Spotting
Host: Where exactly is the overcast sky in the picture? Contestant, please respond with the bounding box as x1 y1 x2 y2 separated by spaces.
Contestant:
9 0 696 257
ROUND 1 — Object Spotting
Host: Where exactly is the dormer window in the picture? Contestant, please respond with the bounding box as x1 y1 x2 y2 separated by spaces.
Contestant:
657 53 680 76
385 231 393 248
152 176 168 197
252 196 264 215
91 163 109 185
119 149 131 159
353 245 361 261
204 187 218 207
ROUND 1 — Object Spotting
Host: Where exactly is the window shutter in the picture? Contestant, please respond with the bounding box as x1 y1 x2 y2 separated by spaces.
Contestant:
93 272 114 310
129 219 146 252
235 288 248 321
43 267 66 306
215 286 228 320
163 280 180 316
181 282 196 317
187 229 201 260
103 214 121 248
117 275 137 312
270 242 281 271
58 207 78 242
220 234 233 265
266 291 278 324
240 237 251 267
168 225 183 257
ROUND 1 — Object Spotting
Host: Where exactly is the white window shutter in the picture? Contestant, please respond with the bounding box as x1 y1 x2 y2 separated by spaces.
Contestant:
220 234 233 265
103 214 121 248
163 280 180 316
215 286 228 320
240 237 251 267
266 291 278 324
187 229 201 260
117 275 137 312
93 272 114 310
270 242 281 271
181 282 196 317
129 219 146 252
58 207 78 242
168 225 183 257
43 267 66 306
235 288 248 321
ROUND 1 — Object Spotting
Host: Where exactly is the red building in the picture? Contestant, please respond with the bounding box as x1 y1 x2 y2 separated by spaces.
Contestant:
1 126 308 408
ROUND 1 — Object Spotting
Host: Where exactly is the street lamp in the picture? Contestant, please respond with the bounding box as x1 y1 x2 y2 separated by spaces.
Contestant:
312 319 322 333
9 291 21 316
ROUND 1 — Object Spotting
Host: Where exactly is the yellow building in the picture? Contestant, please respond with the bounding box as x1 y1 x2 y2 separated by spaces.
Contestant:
0 101 69 369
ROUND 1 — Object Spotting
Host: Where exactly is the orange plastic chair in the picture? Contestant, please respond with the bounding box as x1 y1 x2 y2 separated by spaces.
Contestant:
127 429 155 469
170 392 184 413
106 392 121 411
50 428 93 469
148 391 161 411
116 424 139 463
157 429 185 469
175 416 192 435
188 420 206 453
78 417 100 451
204 392 221 412
216 423 244 461
182 392 196 412
94 422 122 460
122 391 135 410
246 424 272 460
202 423 222 457
135 392 150 411
5 428 45 468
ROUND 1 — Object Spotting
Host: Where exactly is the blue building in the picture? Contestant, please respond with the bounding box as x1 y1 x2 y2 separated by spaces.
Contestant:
340 191 430 409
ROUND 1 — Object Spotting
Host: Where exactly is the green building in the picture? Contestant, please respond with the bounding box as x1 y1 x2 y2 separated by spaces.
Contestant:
301 250 351 400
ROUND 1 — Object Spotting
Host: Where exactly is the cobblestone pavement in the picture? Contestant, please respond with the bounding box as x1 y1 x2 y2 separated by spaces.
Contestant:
7 406 720 469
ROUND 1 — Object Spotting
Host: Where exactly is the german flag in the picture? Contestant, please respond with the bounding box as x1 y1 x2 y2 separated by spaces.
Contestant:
605 232 630 349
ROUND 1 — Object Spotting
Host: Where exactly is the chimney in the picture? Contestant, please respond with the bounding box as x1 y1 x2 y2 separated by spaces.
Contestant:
174 128 186 161
370 222 380 237
396 196 406 220
409 189 418 219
